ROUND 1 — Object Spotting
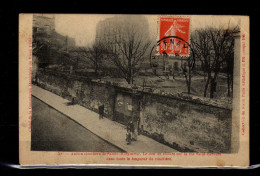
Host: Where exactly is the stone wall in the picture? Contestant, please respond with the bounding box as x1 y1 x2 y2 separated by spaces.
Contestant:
36 70 116 120
35 70 232 153
140 93 232 153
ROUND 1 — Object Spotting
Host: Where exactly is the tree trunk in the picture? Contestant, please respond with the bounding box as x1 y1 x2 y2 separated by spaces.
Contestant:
126 78 131 84
76 58 79 70
227 73 231 97
95 66 98 76
126 73 131 84
210 71 218 98
188 67 192 94
231 74 234 98
184 72 190 94
204 73 211 97
210 80 214 98
188 80 191 94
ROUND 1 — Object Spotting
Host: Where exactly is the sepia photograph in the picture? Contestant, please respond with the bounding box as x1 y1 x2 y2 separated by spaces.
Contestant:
19 14 249 167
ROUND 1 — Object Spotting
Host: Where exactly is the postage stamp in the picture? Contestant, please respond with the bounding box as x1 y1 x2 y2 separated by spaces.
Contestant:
19 14 249 168
158 17 190 56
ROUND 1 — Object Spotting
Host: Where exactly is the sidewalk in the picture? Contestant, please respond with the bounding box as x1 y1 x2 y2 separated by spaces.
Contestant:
32 85 177 153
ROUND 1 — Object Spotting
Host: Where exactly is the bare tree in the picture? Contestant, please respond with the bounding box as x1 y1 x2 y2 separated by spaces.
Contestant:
78 42 107 76
103 22 151 84
221 26 239 97
191 25 237 98
181 56 194 94
191 29 213 97
222 34 235 97
208 26 238 98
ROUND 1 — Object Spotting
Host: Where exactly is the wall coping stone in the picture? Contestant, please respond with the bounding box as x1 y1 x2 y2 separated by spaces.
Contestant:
39 69 232 110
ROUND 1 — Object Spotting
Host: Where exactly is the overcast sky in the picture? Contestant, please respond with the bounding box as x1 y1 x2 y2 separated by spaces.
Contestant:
54 14 240 47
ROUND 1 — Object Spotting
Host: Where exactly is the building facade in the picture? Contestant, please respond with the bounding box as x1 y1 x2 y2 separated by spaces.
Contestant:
33 14 76 67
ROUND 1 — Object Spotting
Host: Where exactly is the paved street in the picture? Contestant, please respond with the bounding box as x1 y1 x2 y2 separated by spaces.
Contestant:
32 85 177 152
31 96 124 152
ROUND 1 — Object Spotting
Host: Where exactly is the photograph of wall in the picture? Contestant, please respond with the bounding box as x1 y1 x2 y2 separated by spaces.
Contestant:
30 14 241 154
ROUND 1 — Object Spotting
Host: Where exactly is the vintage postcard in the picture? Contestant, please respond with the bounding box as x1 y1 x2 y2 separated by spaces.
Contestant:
19 14 249 167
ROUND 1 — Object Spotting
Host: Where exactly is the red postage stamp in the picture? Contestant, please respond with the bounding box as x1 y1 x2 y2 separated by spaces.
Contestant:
159 17 190 56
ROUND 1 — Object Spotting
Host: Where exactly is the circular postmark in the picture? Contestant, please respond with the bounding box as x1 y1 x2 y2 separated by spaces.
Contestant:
149 36 195 80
